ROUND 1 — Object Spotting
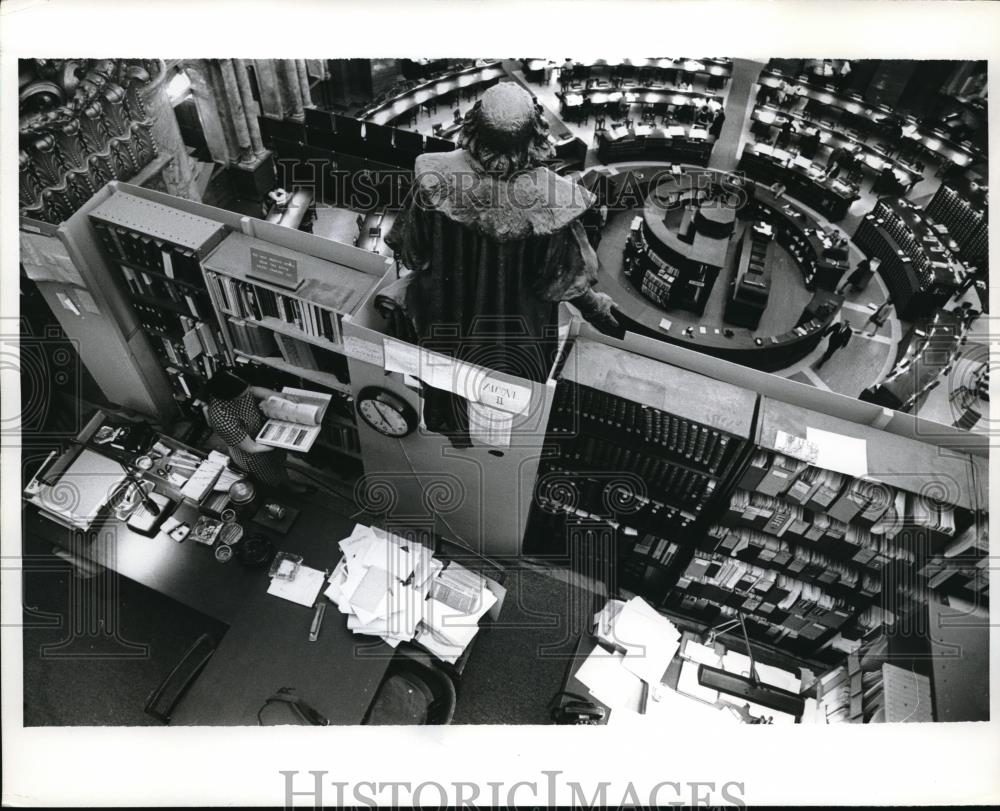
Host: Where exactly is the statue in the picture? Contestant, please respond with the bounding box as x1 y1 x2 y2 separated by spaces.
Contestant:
384 81 619 442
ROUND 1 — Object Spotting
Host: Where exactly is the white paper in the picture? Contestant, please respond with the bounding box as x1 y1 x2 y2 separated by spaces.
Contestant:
774 429 820 464
676 660 720 703
267 565 326 607
806 427 869 477
683 639 724 667
468 402 514 447
383 337 422 377
603 598 680 685
345 565 392 623
575 648 645 711
344 334 385 366
478 375 532 415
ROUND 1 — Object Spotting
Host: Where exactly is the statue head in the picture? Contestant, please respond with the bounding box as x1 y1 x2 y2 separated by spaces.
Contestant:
459 82 553 179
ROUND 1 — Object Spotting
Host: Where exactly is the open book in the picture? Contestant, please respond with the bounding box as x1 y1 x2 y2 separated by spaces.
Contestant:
255 386 332 452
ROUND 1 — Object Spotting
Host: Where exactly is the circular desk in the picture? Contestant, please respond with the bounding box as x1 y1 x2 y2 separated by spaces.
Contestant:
582 164 847 371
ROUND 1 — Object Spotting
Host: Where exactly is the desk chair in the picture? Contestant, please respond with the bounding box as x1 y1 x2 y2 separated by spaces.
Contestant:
432 122 444 136
362 649 457 725
936 158 955 178
144 633 218 723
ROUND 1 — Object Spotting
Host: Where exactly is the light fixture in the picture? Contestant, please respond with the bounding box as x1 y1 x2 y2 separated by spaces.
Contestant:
166 69 192 103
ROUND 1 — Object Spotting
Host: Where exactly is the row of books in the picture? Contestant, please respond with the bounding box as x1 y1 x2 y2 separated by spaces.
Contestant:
672 593 800 645
552 384 737 472
93 221 206 286
117 264 213 320
926 183 987 264
677 551 853 640
562 435 717 506
724 489 917 568
536 468 699 531
317 421 361 456
207 273 343 346
706 523 882 595
155 333 223 382
629 533 683 567
816 639 932 722
739 449 957 536
227 318 279 358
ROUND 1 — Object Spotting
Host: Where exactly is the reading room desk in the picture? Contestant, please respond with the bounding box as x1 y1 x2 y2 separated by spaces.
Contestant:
26 486 394 725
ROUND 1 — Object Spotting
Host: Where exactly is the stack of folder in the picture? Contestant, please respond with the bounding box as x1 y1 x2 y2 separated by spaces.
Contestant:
324 524 498 663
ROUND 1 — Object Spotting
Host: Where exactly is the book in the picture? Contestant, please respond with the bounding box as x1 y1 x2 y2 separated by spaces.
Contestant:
255 386 332 452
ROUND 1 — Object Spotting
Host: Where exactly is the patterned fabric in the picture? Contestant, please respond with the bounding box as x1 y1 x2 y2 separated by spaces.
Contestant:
207 389 286 487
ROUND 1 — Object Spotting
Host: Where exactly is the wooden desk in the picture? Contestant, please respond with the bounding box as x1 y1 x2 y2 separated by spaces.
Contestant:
750 104 923 186
739 143 859 222
597 126 712 166
170 507 393 725
26 486 395 725
362 63 506 126
758 69 979 168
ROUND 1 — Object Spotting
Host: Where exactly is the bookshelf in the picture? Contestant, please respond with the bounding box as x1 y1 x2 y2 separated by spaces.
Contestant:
528 337 988 666
88 193 230 417
201 231 383 462
673 396 985 659
853 198 965 320
925 180 988 267
526 338 757 597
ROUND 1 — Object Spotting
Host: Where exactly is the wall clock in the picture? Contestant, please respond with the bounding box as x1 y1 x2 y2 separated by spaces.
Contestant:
355 386 418 438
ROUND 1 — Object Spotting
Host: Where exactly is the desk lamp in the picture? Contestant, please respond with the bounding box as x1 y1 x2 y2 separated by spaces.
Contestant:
113 464 162 518
698 612 805 718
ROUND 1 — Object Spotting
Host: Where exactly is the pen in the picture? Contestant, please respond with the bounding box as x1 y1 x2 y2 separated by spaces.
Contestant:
308 602 326 642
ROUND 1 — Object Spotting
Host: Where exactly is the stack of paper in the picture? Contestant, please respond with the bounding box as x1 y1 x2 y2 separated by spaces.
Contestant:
324 524 498 662
583 597 681 702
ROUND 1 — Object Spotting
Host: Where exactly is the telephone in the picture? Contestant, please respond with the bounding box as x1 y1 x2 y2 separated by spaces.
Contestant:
548 691 606 725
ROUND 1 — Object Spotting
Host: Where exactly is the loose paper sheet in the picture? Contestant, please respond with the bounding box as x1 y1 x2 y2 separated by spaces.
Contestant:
267 565 326 607
806 427 868 477
469 402 514 447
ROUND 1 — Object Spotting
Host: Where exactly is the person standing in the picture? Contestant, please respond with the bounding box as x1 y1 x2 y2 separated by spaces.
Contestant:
838 257 880 294
864 301 894 335
816 322 853 368
709 109 726 140
204 371 311 494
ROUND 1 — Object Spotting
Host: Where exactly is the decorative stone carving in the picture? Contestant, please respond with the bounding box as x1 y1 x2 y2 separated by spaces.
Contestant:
18 58 164 223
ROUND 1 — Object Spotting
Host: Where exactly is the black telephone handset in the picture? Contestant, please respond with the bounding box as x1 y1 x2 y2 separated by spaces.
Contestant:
549 691 606 725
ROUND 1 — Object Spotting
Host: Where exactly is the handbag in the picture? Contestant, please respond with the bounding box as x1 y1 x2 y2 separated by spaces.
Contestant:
257 687 329 726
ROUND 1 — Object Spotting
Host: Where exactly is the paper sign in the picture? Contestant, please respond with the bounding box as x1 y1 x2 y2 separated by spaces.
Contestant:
478 375 532 415
383 337 422 377
250 247 299 288
55 291 81 316
773 430 819 464
344 335 385 366
469 402 513 448
20 232 86 287
75 290 101 314
806 427 868 478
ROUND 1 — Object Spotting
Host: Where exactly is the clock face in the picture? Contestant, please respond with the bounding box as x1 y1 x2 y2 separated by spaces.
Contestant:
356 387 416 438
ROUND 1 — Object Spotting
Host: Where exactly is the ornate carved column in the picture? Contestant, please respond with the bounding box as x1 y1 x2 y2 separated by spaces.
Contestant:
233 59 267 160
252 59 285 118
18 58 198 222
279 59 305 121
182 58 234 165
140 61 199 199
216 58 255 165
295 60 313 110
